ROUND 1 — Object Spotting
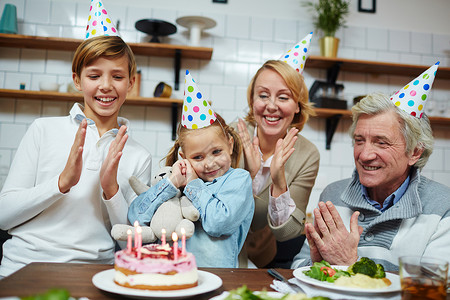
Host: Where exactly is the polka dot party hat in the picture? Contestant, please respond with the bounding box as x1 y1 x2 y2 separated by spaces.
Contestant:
390 62 440 118
181 70 216 129
279 32 313 74
85 0 119 39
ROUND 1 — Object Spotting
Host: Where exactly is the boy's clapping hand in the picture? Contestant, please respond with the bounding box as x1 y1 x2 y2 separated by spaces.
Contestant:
58 118 87 194
100 125 128 200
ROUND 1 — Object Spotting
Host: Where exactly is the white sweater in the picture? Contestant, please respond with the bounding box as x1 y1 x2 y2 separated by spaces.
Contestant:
0 104 152 277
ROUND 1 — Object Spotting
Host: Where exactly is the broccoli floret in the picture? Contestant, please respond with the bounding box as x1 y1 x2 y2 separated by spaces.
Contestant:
348 257 377 277
374 263 386 278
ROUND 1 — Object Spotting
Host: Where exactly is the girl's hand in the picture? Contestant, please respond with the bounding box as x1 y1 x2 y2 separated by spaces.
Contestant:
270 127 298 197
170 159 188 188
183 159 198 184
237 118 261 179
58 118 87 193
100 125 128 200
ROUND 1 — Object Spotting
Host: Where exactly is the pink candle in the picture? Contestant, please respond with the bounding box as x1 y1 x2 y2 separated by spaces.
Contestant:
127 229 132 254
136 226 142 259
161 228 166 246
172 232 178 261
180 228 186 256
133 221 139 249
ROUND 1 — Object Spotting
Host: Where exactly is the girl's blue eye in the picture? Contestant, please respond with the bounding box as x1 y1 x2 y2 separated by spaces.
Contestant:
213 149 222 155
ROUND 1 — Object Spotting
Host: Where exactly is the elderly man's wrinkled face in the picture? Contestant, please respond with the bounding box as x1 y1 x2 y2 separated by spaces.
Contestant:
353 110 422 200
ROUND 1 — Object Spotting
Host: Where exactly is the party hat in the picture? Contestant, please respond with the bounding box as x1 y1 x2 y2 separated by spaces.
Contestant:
85 0 119 39
390 62 439 118
182 70 216 129
279 32 313 74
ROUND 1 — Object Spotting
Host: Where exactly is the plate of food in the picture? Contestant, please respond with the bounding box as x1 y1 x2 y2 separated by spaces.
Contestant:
92 269 222 299
293 258 400 294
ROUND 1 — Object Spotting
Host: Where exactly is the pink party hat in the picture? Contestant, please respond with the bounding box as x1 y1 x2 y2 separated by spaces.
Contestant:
85 0 119 39
182 70 216 129
390 62 439 118
279 32 313 74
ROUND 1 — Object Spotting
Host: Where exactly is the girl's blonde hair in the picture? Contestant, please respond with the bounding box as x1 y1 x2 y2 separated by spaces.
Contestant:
245 60 315 132
165 113 242 168
72 35 137 78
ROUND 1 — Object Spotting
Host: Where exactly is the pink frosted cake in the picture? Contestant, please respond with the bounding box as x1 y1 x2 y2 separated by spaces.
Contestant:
114 243 198 290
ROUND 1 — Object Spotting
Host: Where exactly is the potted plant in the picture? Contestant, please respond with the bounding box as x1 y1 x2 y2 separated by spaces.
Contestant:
302 0 350 57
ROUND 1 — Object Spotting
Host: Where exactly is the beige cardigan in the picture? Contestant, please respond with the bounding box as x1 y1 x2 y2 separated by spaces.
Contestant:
232 121 320 267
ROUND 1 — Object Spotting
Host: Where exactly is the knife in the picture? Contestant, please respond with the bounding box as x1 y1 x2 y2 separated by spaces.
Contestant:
268 268 305 294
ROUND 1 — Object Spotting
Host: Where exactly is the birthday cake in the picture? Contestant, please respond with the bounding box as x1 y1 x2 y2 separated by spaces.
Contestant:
114 243 198 290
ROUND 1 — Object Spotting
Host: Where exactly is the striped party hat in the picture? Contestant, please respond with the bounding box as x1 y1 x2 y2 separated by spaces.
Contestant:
181 70 216 129
390 62 439 118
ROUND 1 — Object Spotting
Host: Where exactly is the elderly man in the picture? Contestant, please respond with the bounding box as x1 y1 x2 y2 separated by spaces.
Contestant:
292 66 450 271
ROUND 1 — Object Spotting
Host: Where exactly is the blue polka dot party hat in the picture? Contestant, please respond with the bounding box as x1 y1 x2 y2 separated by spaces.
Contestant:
279 32 313 74
181 70 216 129
85 0 119 39
390 62 439 118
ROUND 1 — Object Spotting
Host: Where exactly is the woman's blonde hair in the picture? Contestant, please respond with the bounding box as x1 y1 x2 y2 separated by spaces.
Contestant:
350 92 434 169
245 60 315 132
72 35 136 78
165 113 243 168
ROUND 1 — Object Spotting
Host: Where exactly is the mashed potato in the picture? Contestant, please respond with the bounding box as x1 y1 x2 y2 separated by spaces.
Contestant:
334 273 391 289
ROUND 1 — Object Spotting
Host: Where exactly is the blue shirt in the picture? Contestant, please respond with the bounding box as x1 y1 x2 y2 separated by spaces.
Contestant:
128 167 254 268
362 175 410 212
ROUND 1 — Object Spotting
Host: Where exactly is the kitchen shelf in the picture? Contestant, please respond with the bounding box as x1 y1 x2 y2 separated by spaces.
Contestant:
1 34 449 147
0 33 213 90
0 89 182 139
305 57 450 149
306 56 450 79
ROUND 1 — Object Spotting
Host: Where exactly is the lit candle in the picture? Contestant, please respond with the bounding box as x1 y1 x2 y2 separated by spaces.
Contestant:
136 226 142 259
180 228 186 256
133 221 139 249
172 232 178 261
161 228 166 246
127 229 132 254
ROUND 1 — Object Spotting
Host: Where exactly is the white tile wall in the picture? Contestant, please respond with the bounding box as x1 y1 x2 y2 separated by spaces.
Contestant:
0 0 449 210
389 30 410 53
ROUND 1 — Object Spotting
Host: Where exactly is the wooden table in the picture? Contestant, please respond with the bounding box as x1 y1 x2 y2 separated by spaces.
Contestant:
0 263 293 299
1 263 449 300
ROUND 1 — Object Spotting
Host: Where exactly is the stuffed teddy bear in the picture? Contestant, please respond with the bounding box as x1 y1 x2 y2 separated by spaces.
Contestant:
111 166 200 243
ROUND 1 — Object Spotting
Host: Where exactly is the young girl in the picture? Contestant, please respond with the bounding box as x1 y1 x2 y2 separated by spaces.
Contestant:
128 72 254 268
0 4 152 278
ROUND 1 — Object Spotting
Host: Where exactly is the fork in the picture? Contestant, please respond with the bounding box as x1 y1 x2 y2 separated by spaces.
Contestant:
268 268 305 294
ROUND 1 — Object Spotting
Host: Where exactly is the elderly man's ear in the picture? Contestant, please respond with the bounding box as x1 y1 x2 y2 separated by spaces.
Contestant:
408 147 424 166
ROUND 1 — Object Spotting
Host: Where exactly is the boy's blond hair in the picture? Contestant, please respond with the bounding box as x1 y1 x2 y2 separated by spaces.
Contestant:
72 36 136 78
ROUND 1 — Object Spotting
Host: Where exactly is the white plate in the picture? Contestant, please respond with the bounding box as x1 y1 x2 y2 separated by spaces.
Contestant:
210 291 284 300
293 266 400 294
92 269 222 299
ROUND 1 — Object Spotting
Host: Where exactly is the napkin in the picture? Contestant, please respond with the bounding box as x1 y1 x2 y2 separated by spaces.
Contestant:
270 278 401 300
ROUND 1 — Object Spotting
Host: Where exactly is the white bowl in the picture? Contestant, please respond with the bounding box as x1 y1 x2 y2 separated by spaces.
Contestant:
39 82 61 92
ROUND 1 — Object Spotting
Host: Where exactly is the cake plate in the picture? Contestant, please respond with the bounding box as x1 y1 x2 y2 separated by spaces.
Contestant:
135 19 177 43
176 16 216 46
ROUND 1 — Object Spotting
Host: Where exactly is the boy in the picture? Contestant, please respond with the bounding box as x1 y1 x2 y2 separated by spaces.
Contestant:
0 3 152 277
